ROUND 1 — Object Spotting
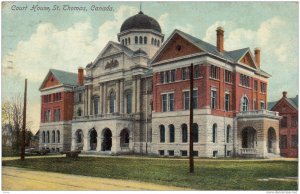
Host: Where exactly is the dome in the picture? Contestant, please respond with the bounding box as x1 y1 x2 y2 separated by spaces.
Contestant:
120 11 161 33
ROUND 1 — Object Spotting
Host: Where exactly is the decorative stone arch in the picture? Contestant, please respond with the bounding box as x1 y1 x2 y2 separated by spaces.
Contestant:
120 128 130 148
88 128 97 151
42 131 46 143
267 127 277 153
181 123 188 143
192 123 199 143
101 128 112 151
56 130 60 143
241 127 257 148
241 94 249 112
159 125 165 143
212 123 217 143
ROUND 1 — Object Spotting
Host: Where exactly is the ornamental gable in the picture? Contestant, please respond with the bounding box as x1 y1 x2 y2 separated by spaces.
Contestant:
239 52 256 68
152 33 203 63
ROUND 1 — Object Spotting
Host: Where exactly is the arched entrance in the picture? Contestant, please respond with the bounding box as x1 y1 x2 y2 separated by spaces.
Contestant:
102 128 112 151
120 129 129 147
75 129 84 151
90 129 97 150
268 127 276 153
242 127 257 148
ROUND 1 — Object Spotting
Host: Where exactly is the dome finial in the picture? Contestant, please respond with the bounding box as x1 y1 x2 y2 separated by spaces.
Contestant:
139 2 143 14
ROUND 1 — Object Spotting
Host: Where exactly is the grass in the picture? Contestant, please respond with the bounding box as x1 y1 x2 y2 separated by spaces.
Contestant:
2 156 298 190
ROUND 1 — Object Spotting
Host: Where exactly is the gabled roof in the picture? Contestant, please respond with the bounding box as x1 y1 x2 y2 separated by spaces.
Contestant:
151 29 259 67
91 41 135 68
39 69 78 90
268 95 298 111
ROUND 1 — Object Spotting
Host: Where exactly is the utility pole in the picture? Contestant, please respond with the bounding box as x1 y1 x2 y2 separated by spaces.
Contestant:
189 63 194 173
21 79 27 160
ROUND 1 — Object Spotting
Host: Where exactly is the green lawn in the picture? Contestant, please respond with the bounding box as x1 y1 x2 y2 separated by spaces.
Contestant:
2 156 298 190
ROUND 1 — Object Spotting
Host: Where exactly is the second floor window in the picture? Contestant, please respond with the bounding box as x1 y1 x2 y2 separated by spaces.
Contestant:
210 65 220 79
211 90 217 109
281 116 287 128
182 67 189 80
225 93 230 111
162 93 174 112
291 115 298 127
260 82 266 93
224 70 232 83
126 93 132 114
44 110 51 122
94 96 99 115
183 90 198 110
194 65 200 78
242 96 249 112
54 109 60 121
260 101 265 110
254 80 258 91
240 74 250 87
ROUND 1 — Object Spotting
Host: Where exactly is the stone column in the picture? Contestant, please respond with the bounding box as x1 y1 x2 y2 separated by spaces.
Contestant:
132 76 137 113
88 85 93 115
83 132 89 151
103 83 107 114
84 86 88 116
136 77 141 113
71 134 76 151
99 83 103 115
120 79 124 114
96 136 101 152
116 80 120 113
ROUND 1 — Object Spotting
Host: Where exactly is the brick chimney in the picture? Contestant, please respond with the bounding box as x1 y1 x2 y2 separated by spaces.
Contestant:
254 48 260 67
283 91 287 98
78 67 84 86
216 26 224 52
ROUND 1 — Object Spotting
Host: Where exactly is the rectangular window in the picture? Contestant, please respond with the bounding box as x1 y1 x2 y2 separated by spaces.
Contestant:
183 91 190 110
224 70 232 83
166 71 170 83
162 94 167 112
44 110 51 122
213 151 218 157
240 74 250 87
225 93 230 111
126 93 132 114
291 135 298 148
194 65 200 78
94 97 99 115
281 116 287 128
54 109 60 122
160 72 164 84
168 150 174 156
162 93 174 112
181 150 188 156
183 90 197 110
260 101 265 110
254 80 258 91
182 67 188 80
210 65 220 79
211 90 217 109
260 82 266 93
291 115 298 127
159 150 164 156
193 151 199 157
78 93 82 103
280 135 287 149
169 93 174 111
171 70 176 82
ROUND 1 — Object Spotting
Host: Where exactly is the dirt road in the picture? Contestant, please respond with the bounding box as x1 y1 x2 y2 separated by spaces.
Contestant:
2 167 187 191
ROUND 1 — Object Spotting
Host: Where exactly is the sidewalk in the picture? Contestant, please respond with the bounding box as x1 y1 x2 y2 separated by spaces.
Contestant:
2 166 187 191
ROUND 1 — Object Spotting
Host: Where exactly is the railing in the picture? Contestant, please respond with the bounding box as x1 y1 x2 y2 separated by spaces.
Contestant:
238 110 279 117
240 148 257 155
73 113 136 121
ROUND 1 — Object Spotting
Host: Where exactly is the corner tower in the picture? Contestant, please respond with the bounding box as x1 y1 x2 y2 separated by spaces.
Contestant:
117 11 164 59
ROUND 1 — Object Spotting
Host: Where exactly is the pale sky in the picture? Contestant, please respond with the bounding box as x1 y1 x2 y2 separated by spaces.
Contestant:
2 1 299 134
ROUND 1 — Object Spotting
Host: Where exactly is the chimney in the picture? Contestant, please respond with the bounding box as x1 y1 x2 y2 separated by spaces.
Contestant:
78 67 84 86
254 48 260 67
216 26 224 52
283 91 287 98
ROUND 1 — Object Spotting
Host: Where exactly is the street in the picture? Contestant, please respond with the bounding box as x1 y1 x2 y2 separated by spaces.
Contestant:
2 166 186 191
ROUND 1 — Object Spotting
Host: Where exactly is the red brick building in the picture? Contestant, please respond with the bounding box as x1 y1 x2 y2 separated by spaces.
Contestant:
150 28 280 158
269 92 298 158
39 69 82 152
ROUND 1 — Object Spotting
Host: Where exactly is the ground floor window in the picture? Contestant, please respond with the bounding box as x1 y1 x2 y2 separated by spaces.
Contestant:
168 150 174 156
280 135 287 149
291 135 298 148
159 150 164 156
193 151 199 157
213 151 218 157
181 150 187 156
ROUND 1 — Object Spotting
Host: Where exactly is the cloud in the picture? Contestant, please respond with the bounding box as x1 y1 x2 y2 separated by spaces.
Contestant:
158 13 169 30
3 5 172 132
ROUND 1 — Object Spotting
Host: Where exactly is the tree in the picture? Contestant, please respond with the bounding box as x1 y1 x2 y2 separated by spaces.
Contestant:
2 94 32 151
